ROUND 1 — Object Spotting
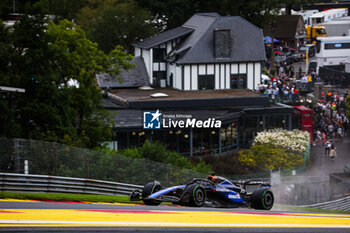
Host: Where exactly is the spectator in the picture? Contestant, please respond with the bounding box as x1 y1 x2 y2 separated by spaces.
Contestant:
328 123 334 139
316 129 322 144
322 130 327 145
300 73 308 90
329 144 337 160
272 86 279 103
336 125 343 140
324 141 331 156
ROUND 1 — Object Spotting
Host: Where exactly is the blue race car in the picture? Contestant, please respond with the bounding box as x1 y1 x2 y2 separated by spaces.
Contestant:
129 175 274 210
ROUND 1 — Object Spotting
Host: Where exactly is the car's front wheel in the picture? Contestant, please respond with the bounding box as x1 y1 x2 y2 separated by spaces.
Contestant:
251 188 274 210
142 181 162 206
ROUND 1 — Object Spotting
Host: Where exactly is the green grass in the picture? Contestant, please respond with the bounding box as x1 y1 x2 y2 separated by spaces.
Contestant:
0 192 143 204
274 204 350 214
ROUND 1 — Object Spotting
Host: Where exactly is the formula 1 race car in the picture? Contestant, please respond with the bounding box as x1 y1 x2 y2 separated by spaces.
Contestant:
129 175 274 210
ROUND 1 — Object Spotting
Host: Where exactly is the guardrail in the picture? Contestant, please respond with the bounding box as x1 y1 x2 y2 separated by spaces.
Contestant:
301 196 350 211
0 173 143 196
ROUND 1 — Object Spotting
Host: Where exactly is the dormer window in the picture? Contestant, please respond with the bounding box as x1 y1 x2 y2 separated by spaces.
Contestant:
153 48 166 62
214 29 231 58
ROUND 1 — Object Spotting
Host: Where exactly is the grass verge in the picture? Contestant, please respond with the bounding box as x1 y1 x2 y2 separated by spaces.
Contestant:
0 192 143 204
274 204 350 214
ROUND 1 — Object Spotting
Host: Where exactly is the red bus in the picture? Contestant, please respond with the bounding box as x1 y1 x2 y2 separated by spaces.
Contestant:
293 106 313 143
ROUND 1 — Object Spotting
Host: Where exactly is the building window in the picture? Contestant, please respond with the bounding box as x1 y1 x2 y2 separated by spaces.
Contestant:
153 71 166 87
153 48 166 62
231 74 247 89
220 121 238 153
198 75 215 90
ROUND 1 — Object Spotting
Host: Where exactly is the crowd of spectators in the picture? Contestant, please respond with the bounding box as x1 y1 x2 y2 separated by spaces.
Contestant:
261 59 349 147
314 92 349 145
257 63 319 103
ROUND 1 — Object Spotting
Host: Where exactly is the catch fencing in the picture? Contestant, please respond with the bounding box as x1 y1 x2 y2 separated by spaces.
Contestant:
2 138 348 207
271 174 332 205
0 172 142 196
0 138 206 187
301 196 350 211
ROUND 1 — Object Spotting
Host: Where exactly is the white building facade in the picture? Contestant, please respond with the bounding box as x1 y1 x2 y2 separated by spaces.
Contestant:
133 13 266 91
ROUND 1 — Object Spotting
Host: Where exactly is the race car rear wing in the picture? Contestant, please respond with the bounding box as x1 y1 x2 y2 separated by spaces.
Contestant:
233 180 271 190
236 180 270 185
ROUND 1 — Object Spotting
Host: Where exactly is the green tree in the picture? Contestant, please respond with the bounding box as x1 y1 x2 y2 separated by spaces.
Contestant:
76 0 156 53
0 0 40 19
46 19 134 147
0 0 88 20
136 0 195 30
0 12 134 148
0 19 21 137
38 0 88 21
136 0 317 30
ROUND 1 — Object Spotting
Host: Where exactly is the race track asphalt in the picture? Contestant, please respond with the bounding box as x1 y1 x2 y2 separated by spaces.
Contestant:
0 199 349 233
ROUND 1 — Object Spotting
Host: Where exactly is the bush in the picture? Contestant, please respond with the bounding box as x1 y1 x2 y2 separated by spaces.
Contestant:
239 144 304 170
238 129 309 170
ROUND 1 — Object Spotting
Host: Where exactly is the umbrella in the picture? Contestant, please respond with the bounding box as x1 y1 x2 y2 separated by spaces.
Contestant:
264 36 280 44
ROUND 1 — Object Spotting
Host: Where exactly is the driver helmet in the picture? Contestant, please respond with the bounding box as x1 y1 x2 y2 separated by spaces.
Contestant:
207 175 217 181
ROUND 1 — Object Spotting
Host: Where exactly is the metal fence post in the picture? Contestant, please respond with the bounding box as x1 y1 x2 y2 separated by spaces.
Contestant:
84 149 89 178
52 142 57 176
114 154 119 182
13 138 20 173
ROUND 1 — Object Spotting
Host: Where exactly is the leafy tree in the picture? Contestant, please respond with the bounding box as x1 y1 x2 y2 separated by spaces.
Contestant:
136 0 317 30
0 0 87 20
0 20 21 137
0 12 134 148
0 0 39 19
76 0 157 53
37 0 88 21
46 19 134 147
136 0 195 30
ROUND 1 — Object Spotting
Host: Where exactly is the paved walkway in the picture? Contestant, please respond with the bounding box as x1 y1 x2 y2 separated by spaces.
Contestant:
307 135 350 176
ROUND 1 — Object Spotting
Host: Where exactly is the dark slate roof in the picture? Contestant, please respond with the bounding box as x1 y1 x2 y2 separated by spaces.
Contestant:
96 56 149 89
195 12 221 17
168 14 266 64
133 26 194 49
273 15 305 39
111 109 144 128
102 97 122 109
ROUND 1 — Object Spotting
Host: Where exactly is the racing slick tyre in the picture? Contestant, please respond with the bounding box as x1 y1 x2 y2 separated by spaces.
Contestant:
251 188 274 210
185 184 206 207
142 181 162 206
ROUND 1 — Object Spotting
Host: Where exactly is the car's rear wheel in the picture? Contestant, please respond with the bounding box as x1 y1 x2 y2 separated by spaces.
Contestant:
185 184 206 207
142 181 162 206
251 188 274 210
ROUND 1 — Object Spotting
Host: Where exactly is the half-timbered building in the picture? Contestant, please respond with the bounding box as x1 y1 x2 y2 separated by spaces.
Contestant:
132 13 266 91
